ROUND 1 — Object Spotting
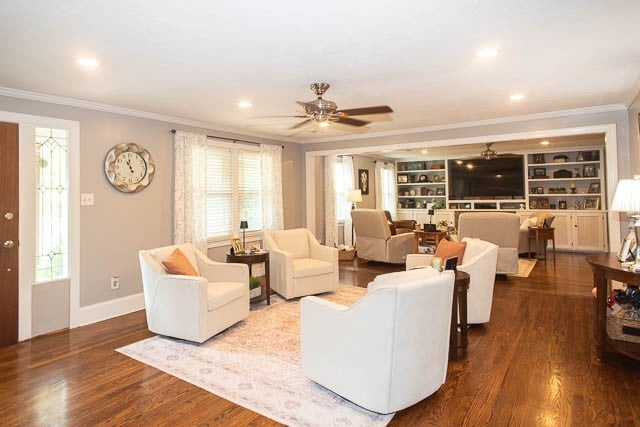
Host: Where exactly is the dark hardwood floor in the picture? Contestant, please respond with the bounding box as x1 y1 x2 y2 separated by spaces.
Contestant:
1 252 639 425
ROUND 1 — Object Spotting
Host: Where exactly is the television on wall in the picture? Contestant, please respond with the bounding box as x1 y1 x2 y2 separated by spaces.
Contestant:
447 156 525 199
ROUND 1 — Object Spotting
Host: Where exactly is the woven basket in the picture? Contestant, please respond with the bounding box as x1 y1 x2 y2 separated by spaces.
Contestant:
606 309 640 344
338 249 356 261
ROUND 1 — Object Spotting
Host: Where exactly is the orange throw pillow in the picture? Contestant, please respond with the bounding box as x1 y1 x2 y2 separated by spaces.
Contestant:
434 239 466 266
162 248 198 276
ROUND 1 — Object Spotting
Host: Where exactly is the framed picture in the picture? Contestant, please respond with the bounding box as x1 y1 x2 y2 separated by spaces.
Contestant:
539 198 550 209
559 200 567 210
231 238 244 254
358 169 369 195
535 187 544 194
529 199 539 209
583 165 597 177
588 182 601 194
397 174 408 183
584 197 600 210
532 153 546 164
533 167 547 177
618 235 636 262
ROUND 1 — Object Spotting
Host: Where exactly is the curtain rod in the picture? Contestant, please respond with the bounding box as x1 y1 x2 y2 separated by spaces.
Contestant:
170 129 284 149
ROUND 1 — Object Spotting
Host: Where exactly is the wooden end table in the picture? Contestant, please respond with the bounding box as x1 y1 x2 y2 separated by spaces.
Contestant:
527 226 556 266
413 230 447 253
226 251 271 305
450 270 470 361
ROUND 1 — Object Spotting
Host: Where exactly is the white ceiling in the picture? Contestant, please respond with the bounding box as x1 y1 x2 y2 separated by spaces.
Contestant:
1 1 639 142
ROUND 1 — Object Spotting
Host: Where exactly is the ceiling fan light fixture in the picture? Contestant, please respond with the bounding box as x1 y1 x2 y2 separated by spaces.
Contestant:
480 143 497 160
318 121 330 127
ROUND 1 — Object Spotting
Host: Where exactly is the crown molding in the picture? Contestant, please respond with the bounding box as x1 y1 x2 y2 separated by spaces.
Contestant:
0 86 298 144
625 74 640 108
299 104 627 144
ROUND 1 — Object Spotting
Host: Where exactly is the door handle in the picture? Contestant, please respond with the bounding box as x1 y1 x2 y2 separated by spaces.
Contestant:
3 240 15 249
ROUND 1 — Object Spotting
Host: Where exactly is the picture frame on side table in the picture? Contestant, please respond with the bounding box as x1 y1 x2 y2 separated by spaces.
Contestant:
231 238 244 255
584 197 600 210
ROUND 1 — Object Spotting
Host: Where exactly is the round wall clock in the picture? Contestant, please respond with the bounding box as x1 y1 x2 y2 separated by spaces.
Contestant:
104 143 155 193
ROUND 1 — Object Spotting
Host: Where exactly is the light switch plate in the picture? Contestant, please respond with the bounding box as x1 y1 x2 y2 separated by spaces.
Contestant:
80 193 94 206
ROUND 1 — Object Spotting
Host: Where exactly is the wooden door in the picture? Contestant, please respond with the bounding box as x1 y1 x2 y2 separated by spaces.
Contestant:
0 122 19 347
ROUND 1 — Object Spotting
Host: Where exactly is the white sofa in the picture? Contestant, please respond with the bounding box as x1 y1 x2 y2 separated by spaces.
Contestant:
406 237 499 324
262 228 338 299
351 209 415 264
457 212 519 275
301 268 454 414
139 243 249 343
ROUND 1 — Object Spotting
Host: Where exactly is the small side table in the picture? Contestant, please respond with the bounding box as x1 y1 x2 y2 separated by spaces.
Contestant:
413 230 447 253
226 251 271 305
450 270 470 361
528 226 556 267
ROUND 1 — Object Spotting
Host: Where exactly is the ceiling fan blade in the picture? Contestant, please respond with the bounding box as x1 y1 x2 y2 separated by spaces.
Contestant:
289 118 314 130
336 105 393 116
335 116 370 127
296 101 310 108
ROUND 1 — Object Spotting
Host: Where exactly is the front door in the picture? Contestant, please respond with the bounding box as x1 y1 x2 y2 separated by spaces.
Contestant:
0 122 19 347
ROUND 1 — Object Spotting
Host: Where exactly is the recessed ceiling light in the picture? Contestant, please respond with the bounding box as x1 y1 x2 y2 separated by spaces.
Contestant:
476 48 498 59
76 57 99 68
456 160 463 165
318 122 330 127
466 163 474 170
510 93 525 101
496 174 502 178
540 140 550 145
421 149 429 154
237 100 252 108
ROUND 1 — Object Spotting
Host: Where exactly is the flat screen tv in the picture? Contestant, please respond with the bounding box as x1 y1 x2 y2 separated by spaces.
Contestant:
447 155 525 199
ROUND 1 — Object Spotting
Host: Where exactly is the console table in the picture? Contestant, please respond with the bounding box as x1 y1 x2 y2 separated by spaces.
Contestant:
226 251 271 305
587 253 640 360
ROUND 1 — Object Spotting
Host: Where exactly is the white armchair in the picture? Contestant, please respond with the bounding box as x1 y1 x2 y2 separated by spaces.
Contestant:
139 243 249 343
301 270 454 414
262 228 338 299
406 237 499 324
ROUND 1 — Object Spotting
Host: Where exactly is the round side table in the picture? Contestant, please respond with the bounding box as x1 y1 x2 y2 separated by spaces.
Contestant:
226 251 271 305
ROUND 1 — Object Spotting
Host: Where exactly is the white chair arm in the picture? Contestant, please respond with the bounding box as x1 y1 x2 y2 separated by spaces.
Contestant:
150 275 208 320
195 252 249 283
268 246 294 296
406 253 435 270
309 242 339 265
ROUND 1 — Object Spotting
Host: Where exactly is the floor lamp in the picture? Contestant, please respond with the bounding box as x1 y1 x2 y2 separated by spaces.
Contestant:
611 176 640 268
345 189 362 247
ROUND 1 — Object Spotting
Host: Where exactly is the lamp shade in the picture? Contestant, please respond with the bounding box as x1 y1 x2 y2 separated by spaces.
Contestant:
346 189 363 203
240 220 249 229
610 176 640 213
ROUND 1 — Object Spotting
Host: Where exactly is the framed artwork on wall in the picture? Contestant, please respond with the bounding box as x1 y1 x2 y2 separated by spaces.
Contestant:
358 169 369 195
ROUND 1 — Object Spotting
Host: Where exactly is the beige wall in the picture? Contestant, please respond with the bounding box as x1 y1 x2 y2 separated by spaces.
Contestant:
0 94 303 336
629 94 640 176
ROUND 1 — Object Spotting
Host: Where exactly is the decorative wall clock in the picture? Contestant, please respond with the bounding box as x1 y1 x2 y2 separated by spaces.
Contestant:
104 143 155 193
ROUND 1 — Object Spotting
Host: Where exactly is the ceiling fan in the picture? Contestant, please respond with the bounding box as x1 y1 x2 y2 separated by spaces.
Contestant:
479 143 498 160
287 83 393 130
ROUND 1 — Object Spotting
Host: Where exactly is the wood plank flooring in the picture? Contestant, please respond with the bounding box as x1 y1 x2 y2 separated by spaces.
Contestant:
1 252 639 425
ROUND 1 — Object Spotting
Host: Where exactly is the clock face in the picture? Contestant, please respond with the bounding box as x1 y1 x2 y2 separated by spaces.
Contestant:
115 152 147 184
104 143 155 193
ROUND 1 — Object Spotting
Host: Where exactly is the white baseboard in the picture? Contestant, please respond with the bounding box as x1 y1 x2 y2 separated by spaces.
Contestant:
72 292 145 328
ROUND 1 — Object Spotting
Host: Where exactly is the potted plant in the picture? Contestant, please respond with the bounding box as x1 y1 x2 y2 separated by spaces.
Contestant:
249 276 262 299
437 220 449 231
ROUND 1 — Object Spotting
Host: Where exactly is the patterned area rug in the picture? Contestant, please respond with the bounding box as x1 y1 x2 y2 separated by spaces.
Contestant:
117 285 393 426
508 259 538 278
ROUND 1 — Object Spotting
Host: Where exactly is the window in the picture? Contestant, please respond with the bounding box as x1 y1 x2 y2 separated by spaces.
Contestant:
379 167 396 211
206 141 262 240
334 156 355 221
35 127 69 282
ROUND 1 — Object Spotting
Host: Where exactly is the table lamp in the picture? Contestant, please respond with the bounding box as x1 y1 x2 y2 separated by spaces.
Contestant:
240 220 248 254
610 176 640 266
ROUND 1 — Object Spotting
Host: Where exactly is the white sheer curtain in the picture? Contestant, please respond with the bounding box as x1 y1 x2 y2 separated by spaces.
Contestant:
340 156 356 247
324 155 338 247
173 131 208 252
375 161 398 218
260 143 284 230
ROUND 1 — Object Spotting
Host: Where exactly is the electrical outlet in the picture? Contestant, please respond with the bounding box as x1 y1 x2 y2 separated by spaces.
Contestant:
110 275 120 290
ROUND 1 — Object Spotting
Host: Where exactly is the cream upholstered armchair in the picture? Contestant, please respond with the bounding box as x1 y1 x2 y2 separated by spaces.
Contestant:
406 237 499 324
351 209 414 264
139 243 249 343
457 212 519 275
301 268 454 414
262 228 338 300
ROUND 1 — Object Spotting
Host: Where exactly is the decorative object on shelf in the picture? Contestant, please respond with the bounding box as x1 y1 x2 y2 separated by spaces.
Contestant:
416 201 423 208
574 168 581 178
240 221 249 253
574 201 581 210
559 200 567 210
534 187 544 194
539 198 550 209
104 142 155 193
588 182 601 194
570 182 577 194
553 169 572 178
532 153 546 164
409 189 416 196
397 174 408 183
583 164 597 177
479 143 497 160
436 188 445 195
418 174 427 182
553 155 569 163
530 199 538 209
577 151 598 162
430 164 445 170
358 169 369 195
533 167 547 178
584 197 600 210
433 174 442 182
610 176 640 266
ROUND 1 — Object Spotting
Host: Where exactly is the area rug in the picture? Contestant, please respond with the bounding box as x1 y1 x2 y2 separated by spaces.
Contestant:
508 258 538 278
117 285 393 426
